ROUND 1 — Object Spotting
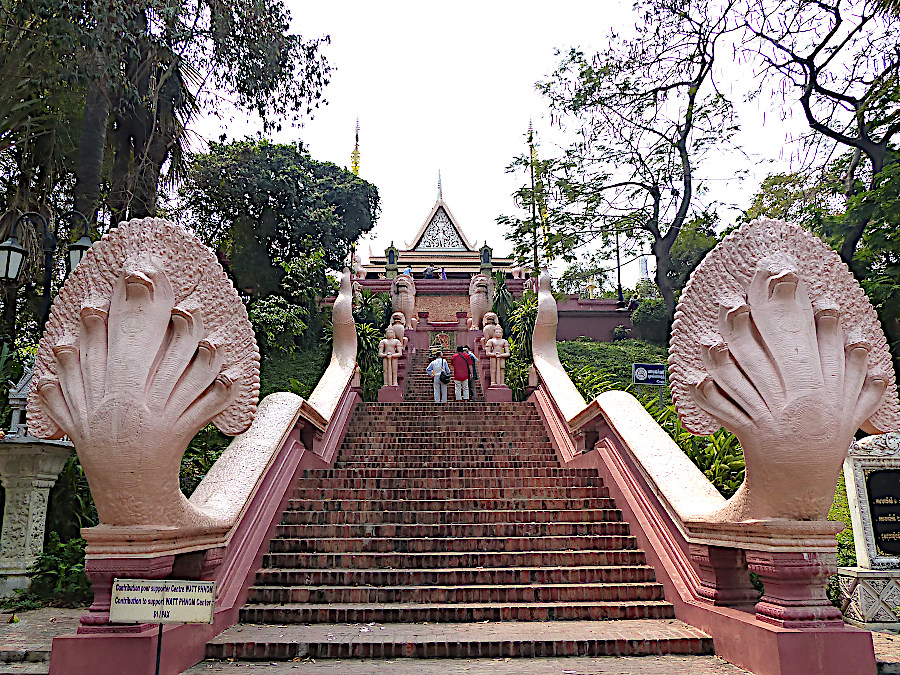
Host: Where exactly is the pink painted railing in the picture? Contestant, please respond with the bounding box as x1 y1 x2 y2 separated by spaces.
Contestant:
530 375 877 675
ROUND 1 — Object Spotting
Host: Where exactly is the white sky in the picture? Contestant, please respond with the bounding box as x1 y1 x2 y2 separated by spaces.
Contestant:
198 1 812 288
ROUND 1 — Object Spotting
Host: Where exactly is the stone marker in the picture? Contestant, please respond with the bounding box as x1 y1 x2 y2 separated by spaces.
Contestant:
840 432 900 630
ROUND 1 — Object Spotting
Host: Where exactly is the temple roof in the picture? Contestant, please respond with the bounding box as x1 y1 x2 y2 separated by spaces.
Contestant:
406 199 477 252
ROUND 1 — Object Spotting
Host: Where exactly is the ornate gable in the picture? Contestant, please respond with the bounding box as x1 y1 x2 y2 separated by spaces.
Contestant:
410 199 475 252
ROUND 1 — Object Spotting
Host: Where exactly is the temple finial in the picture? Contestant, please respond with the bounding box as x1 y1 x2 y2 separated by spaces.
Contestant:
437 170 442 201
350 117 360 176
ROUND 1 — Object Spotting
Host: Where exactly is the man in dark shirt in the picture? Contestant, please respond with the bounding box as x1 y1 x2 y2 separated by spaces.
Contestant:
450 346 470 400
462 346 479 400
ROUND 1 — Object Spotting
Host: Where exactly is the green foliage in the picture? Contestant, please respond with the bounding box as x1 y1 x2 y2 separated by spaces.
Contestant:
2 534 91 610
182 139 380 295
509 291 538 363
827 471 856 607
355 290 391 329
491 271 515 335
258 344 329 399
667 211 720 292
181 425 232 497
558 338 668 391
355 323 384 402
631 298 670 346
556 252 612 297
45 453 98 543
612 324 631 341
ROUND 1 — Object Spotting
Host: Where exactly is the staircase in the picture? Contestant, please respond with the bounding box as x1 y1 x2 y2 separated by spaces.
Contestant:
406 348 484 401
204 394 714 664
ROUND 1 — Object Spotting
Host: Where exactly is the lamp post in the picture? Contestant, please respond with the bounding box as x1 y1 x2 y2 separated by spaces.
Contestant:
0 210 93 330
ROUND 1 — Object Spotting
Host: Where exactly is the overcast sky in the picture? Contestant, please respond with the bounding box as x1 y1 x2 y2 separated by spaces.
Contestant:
198 1 811 287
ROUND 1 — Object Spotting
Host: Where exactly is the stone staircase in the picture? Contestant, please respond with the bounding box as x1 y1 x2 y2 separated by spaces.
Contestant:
405 348 484 401
204 394 714 664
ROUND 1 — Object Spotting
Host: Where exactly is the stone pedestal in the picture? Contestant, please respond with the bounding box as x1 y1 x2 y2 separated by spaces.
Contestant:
377 385 403 402
839 567 900 631
745 550 844 628
689 544 759 610
0 438 72 597
486 385 512 402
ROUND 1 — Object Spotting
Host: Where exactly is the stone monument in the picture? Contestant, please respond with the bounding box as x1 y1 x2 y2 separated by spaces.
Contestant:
390 274 417 328
378 326 403 387
467 274 494 330
28 217 260 532
839 432 900 630
485 325 512 402
0 362 72 597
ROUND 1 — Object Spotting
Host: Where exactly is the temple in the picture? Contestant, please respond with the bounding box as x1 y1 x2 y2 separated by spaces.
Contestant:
361 195 515 279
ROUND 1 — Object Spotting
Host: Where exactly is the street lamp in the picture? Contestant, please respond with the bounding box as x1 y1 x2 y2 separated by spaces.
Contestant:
0 211 93 329
0 231 26 282
62 211 93 273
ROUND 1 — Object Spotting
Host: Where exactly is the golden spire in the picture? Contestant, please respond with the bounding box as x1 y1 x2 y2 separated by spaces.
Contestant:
350 118 360 176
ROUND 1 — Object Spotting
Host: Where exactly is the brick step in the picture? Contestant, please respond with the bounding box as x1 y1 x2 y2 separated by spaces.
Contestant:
260 549 649 570
252 565 657 587
268 535 637 554
239 600 675 624
335 460 560 469
205 620 711 662
282 508 624 525
246 582 666 605
294 477 603 490
292 486 609 500
311 468 593 479
275 521 631 539
284 496 617 512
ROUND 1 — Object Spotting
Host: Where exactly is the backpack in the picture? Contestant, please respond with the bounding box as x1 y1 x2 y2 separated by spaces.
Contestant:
438 359 451 384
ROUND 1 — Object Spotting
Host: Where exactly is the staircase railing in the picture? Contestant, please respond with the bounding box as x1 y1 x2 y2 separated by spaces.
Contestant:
51 271 362 675
528 268 877 675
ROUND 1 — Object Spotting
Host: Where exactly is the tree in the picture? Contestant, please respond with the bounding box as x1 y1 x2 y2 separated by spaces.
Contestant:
742 0 900 263
556 251 612 297
535 0 740 316
667 210 720 292
180 139 380 297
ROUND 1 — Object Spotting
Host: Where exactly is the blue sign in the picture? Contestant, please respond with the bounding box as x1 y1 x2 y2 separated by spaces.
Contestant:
632 363 667 386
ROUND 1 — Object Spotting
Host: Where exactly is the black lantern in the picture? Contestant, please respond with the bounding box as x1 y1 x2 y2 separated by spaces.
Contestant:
0 232 26 282
62 211 92 272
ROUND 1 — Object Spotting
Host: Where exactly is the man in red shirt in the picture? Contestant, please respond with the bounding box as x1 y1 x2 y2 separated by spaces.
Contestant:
450 346 471 401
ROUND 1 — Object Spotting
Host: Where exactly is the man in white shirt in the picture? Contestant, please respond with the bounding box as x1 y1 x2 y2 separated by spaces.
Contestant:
425 349 450 403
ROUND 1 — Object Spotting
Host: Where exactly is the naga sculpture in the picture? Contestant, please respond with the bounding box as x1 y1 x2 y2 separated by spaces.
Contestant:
669 218 900 523
28 218 260 529
467 274 495 329
390 274 417 328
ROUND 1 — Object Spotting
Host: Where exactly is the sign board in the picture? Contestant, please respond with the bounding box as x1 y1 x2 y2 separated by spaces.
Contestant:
866 469 900 556
110 579 215 624
632 363 667 387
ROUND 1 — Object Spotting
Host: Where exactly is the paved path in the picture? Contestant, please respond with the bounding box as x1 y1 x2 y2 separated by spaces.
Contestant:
5 607 900 674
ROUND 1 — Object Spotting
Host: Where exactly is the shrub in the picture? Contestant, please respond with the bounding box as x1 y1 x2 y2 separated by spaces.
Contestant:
631 298 669 346
612 324 631 341
2 534 92 610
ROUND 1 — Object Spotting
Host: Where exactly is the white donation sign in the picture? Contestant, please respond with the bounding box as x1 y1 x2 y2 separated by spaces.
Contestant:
110 579 215 624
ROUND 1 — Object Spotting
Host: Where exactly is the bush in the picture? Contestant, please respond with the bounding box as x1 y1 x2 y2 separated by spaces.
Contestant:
631 298 669 346
2 534 92 611
612 324 631 341
558 338 668 391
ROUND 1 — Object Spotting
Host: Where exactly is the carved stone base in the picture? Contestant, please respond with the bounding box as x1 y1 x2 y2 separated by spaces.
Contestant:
689 544 759 610
377 385 403 402
486 385 512 402
78 556 176 633
839 566 900 631
0 439 72 597
746 550 843 628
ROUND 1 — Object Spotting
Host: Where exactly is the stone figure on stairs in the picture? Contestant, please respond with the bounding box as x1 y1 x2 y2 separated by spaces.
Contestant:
486 326 511 386
378 326 403 387
390 312 410 349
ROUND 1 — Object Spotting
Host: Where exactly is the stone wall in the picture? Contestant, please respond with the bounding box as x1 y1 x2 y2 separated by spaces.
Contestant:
416 295 469 322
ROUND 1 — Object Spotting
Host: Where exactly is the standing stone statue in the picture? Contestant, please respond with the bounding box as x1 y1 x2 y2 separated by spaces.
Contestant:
378 326 403 387
486 325 511 386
